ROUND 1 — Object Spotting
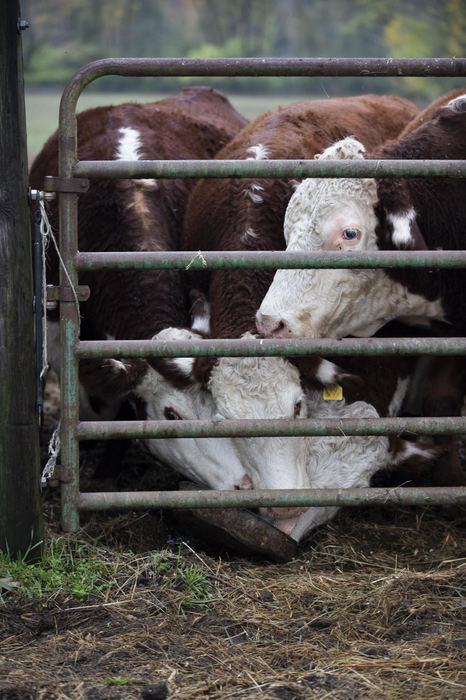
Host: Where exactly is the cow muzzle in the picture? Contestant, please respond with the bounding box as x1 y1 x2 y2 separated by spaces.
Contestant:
255 316 291 338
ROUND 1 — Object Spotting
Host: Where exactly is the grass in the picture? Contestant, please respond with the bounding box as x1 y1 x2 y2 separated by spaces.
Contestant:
25 88 312 161
0 535 115 605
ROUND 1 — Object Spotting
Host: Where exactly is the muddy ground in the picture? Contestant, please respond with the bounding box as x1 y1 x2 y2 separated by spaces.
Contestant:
0 379 465 699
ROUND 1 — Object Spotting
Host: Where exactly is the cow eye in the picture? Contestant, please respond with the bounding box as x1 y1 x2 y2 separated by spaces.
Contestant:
342 227 360 240
164 406 183 420
294 400 302 418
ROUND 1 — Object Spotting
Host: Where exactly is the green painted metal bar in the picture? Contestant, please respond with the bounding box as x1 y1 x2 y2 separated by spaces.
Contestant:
72 158 466 180
58 89 81 533
76 249 466 271
77 416 466 441
76 337 466 360
78 486 466 511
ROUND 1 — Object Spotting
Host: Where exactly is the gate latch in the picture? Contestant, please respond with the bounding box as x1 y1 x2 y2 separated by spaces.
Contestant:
46 284 90 304
43 175 90 194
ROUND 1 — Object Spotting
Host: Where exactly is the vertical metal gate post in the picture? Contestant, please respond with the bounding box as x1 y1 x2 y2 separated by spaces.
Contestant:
48 58 466 532
58 99 81 531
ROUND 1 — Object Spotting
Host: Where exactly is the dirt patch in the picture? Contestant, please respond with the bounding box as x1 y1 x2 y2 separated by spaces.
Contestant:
2 378 464 699
1 496 465 699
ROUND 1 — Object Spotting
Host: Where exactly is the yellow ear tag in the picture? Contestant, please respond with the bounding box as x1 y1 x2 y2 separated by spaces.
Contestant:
323 384 343 401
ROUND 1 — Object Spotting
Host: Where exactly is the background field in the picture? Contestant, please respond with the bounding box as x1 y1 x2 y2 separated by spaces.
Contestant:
25 90 313 162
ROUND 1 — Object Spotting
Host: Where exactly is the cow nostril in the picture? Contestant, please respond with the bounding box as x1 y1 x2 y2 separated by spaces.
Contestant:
256 316 289 338
270 319 289 337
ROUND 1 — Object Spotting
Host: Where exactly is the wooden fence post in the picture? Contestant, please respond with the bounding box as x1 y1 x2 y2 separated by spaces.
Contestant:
0 0 43 558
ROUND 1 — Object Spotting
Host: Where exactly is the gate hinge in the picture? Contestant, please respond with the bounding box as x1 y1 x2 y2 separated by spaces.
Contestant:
47 284 91 303
43 175 90 194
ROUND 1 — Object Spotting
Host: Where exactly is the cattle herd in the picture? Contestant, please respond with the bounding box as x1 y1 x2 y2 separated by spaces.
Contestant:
30 84 466 544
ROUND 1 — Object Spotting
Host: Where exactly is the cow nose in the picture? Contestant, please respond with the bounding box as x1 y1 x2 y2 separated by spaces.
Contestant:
234 474 254 490
255 315 289 338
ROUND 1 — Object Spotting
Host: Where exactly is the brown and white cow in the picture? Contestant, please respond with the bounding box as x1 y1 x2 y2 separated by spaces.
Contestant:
30 86 254 491
176 94 443 538
255 92 466 486
182 93 419 339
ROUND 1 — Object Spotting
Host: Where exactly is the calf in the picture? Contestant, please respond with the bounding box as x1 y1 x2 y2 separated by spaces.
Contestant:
30 86 253 491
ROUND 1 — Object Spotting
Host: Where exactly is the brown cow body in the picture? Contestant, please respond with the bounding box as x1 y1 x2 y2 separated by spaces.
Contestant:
181 94 442 486
255 92 466 486
30 87 257 491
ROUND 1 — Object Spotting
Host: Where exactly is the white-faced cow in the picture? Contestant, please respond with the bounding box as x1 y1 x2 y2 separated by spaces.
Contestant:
176 94 444 537
182 93 419 338
255 92 466 486
30 86 254 491
186 328 437 540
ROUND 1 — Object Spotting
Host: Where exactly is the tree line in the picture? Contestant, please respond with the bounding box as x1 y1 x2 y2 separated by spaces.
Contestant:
21 0 465 100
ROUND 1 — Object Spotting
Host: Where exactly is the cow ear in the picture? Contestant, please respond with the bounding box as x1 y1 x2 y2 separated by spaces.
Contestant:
387 208 428 250
80 357 149 401
291 357 364 391
148 326 205 388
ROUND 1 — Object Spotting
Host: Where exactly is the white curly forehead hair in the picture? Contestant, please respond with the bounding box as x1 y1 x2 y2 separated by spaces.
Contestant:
284 137 379 250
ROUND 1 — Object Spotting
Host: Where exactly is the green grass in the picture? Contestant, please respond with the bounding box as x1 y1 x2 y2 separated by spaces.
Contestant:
25 89 310 162
0 536 115 604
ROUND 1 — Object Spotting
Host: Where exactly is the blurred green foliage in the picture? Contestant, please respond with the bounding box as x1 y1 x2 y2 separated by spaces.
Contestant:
21 0 465 100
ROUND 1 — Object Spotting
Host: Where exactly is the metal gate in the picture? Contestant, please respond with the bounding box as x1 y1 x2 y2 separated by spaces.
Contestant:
40 57 466 532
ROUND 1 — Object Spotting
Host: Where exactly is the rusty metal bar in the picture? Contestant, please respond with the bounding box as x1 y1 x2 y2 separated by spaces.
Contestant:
76 249 466 271
78 486 466 511
72 158 466 180
76 416 466 441
76 337 466 360
62 57 466 90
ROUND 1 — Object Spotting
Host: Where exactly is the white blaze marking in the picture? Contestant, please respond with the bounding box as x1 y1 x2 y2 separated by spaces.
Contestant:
108 359 127 374
191 301 211 335
392 440 436 465
388 208 416 248
241 227 259 244
243 147 267 205
387 376 409 416
115 126 157 189
246 144 270 160
447 94 466 111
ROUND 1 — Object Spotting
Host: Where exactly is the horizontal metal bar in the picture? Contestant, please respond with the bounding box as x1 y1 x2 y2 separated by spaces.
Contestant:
78 485 466 511
43 175 90 193
76 249 466 271
76 337 466 360
67 57 466 86
76 416 466 441
72 158 466 180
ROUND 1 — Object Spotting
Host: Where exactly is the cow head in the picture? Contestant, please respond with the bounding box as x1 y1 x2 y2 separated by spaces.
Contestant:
204 338 310 534
89 327 250 492
204 342 398 541
256 136 445 339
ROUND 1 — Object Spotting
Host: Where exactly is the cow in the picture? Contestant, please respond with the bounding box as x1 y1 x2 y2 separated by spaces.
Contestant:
30 85 256 491
185 327 439 540
182 93 419 339
176 94 445 537
255 92 466 486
